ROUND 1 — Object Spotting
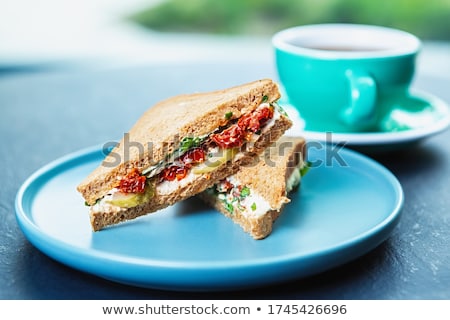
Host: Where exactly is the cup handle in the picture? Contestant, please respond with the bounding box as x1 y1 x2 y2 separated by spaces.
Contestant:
341 70 377 127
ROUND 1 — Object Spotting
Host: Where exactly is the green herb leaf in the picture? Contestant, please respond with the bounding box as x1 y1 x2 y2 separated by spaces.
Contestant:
300 161 311 177
240 186 250 198
179 137 195 153
225 111 233 120
85 198 101 206
251 202 257 211
272 101 289 118
224 201 234 214
179 136 205 153
262 95 268 103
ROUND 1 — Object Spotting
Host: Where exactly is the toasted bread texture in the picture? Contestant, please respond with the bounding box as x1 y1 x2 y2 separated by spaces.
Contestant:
77 79 281 206
199 136 306 240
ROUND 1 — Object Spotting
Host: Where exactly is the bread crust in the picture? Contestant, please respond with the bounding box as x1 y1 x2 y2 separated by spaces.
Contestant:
199 136 306 239
78 79 281 205
89 116 292 231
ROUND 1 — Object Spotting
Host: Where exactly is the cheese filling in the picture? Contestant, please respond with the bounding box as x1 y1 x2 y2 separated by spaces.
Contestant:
212 175 272 218
91 188 123 214
286 166 302 193
208 159 305 218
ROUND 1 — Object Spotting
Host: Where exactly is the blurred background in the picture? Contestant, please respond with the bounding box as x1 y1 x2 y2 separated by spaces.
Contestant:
131 0 450 39
1 0 449 73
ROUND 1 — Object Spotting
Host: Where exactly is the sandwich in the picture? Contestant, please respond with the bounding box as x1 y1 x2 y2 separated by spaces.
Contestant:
199 136 307 239
77 79 293 231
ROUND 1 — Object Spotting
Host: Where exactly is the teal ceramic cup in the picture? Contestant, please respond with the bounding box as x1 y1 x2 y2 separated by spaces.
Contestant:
273 24 421 133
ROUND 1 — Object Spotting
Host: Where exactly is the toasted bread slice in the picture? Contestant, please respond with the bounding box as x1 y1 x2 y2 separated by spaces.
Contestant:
77 79 292 231
199 136 306 239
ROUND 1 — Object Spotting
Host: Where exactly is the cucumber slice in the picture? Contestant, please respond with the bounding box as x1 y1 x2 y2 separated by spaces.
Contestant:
106 182 155 208
192 148 238 174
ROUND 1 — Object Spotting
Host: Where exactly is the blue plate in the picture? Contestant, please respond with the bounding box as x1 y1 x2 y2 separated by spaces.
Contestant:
15 144 403 291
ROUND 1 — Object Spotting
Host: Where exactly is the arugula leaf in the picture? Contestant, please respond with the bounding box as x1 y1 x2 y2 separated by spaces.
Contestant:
272 101 289 118
300 161 311 177
240 186 250 198
224 201 234 214
179 136 205 153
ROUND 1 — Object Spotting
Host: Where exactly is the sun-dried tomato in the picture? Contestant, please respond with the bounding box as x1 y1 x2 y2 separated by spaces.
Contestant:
119 168 146 194
216 179 234 193
181 147 206 165
239 105 274 132
253 105 274 129
160 165 189 182
212 105 274 148
211 124 245 149
158 148 206 182
237 113 254 130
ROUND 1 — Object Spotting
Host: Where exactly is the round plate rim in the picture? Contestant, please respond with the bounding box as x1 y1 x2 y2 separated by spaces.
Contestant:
15 144 404 289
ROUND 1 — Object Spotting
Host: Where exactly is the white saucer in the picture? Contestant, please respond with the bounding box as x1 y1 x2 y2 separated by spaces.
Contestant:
283 90 450 152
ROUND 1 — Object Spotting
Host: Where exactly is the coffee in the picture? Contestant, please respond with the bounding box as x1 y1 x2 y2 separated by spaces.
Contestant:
288 39 387 52
301 45 386 52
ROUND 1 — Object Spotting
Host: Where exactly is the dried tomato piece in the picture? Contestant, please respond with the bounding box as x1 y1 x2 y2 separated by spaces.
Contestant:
181 147 206 165
216 179 234 193
160 165 189 182
237 113 252 130
247 116 263 133
236 105 274 133
211 124 245 149
119 168 146 194
240 106 274 132
254 105 274 128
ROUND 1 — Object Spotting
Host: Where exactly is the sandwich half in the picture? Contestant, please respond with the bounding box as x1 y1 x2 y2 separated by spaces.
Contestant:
77 79 292 231
199 136 307 239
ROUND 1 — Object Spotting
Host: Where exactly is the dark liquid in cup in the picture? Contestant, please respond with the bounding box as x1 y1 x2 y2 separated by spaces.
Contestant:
300 45 387 52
